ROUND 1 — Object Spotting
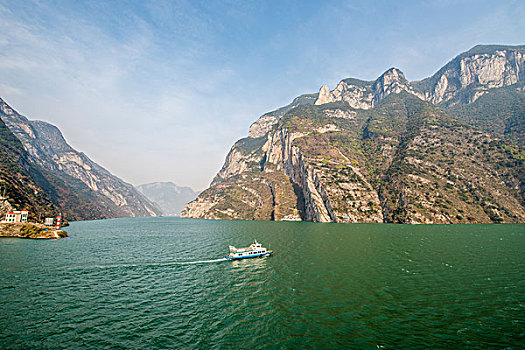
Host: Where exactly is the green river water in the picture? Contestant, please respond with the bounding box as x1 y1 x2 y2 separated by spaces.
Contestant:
0 217 524 349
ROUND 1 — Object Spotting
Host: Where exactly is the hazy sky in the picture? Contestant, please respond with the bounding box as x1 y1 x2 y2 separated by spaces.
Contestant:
1 0 524 190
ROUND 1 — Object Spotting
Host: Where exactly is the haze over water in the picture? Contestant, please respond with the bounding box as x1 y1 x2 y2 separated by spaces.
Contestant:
0 218 524 348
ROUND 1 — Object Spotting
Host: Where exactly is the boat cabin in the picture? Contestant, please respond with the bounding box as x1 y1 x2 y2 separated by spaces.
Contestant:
227 240 271 260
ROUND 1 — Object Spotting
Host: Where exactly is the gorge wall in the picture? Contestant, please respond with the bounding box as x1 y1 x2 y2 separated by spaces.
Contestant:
182 45 525 224
0 98 161 220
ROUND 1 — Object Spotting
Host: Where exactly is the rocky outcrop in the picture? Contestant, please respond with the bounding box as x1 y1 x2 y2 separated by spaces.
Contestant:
263 128 336 222
248 115 278 138
371 68 423 106
314 68 423 109
413 45 525 106
0 97 162 219
213 136 267 182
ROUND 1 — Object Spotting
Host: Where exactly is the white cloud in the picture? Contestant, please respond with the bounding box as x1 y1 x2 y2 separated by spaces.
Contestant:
0 84 23 97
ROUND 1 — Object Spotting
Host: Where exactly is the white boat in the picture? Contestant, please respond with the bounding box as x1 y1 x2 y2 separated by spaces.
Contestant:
226 240 272 260
281 215 301 221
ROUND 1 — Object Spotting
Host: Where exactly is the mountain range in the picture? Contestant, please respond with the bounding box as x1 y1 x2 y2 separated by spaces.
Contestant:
182 45 525 224
0 98 161 220
137 182 199 216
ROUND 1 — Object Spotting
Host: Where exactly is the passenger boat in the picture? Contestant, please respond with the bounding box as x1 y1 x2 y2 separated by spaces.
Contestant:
226 240 272 260
281 215 301 221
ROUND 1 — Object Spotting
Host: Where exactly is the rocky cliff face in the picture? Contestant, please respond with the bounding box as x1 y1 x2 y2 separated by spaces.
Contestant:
314 68 423 109
413 45 525 106
182 45 525 224
0 98 162 220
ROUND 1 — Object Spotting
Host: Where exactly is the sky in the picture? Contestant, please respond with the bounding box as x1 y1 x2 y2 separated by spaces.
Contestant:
1 0 524 190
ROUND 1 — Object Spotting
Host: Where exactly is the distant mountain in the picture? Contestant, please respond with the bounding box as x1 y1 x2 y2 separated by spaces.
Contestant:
137 182 199 216
182 45 525 224
0 98 162 220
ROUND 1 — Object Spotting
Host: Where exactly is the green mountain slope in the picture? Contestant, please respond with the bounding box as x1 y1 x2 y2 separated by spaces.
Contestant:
183 92 524 223
445 82 525 145
365 93 523 223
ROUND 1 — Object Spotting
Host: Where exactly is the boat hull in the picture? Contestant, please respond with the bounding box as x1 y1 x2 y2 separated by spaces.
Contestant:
225 251 272 260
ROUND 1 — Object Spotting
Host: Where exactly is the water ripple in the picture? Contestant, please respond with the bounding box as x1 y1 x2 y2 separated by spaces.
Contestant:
0 218 523 349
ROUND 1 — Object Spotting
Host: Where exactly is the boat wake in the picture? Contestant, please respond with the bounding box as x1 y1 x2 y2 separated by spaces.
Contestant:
93 258 228 269
51 258 229 271
183 258 228 264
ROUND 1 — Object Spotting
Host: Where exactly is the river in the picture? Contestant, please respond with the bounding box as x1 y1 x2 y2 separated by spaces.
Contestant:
0 217 523 348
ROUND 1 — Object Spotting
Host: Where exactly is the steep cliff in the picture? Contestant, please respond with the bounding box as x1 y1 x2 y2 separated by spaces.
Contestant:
0 98 162 220
182 45 525 223
413 45 525 107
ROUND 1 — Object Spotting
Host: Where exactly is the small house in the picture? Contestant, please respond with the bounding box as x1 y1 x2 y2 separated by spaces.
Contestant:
3 210 29 223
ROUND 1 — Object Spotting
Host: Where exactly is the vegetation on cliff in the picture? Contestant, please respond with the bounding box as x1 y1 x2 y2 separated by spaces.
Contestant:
0 223 67 239
183 45 525 224
445 82 525 145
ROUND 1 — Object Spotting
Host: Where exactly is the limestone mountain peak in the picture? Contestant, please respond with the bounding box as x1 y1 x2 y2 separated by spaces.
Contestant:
315 84 333 105
373 68 408 90
314 67 416 109
413 44 525 106
375 67 407 83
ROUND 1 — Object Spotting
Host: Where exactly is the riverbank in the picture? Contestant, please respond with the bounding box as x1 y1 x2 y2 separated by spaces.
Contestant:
0 223 67 239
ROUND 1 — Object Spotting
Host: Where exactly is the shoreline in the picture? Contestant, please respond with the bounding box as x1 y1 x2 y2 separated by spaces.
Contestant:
0 223 67 239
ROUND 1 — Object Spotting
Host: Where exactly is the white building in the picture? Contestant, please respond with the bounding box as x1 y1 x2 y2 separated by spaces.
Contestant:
3 210 29 223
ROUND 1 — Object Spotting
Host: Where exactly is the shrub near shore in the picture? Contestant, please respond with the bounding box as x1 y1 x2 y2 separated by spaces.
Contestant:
0 223 67 239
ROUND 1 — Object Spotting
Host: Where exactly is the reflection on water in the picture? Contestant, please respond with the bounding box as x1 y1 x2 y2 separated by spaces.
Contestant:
229 256 268 269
